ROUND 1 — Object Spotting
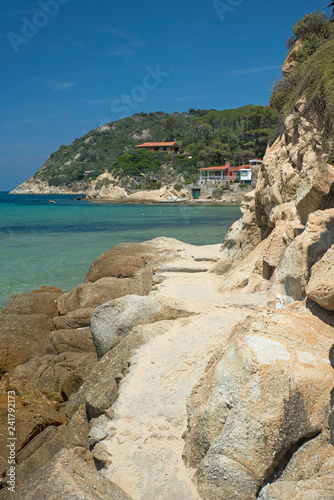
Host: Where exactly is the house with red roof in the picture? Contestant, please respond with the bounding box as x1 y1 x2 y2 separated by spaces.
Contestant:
198 159 262 185
135 141 179 154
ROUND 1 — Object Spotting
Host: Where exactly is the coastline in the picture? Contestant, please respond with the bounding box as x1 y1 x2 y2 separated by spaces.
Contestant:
85 198 241 206
7 191 244 205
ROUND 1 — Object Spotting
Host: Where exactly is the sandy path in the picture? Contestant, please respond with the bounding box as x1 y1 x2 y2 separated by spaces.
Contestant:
100 266 266 500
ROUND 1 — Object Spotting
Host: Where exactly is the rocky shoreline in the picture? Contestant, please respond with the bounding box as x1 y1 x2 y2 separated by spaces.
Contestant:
0 229 333 499
10 182 248 206
1 40 334 499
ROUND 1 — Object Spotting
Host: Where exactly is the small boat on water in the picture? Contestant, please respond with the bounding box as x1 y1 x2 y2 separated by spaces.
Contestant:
49 200 57 204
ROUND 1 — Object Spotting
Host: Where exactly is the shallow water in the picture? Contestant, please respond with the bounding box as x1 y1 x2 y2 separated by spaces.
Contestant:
0 193 241 308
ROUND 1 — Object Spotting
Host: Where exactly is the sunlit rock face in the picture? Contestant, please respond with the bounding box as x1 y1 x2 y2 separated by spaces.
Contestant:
183 306 334 500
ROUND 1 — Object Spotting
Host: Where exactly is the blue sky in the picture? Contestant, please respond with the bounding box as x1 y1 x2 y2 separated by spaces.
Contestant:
0 0 323 190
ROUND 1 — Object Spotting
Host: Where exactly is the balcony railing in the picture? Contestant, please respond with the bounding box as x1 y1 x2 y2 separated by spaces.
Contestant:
199 175 249 184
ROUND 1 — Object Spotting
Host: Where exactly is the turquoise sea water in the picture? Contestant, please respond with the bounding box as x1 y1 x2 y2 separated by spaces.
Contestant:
0 193 241 309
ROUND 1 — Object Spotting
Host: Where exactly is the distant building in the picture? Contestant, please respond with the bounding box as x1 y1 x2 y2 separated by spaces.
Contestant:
181 151 192 158
198 159 262 185
135 141 179 154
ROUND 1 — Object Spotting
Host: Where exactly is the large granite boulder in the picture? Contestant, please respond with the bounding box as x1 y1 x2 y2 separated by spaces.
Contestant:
7 351 97 406
2 289 61 317
13 425 85 487
84 242 158 283
69 329 145 420
183 305 334 500
84 238 187 283
0 286 63 372
0 398 65 479
91 294 193 358
0 313 55 372
56 269 153 316
51 327 95 353
306 245 334 311
64 307 95 328
0 448 132 500
0 238 189 491
258 433 334 499
279 209 334 302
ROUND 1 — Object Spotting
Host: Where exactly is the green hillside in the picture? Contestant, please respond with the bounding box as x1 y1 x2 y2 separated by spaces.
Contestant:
33 105 278 188
271 11 334 160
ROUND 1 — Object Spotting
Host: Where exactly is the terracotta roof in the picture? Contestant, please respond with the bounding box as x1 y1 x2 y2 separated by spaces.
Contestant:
198 166 228 171
135 142 177 147
199 165 251 171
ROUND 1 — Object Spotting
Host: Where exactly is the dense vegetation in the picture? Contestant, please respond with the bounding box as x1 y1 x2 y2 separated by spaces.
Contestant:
271 11 334 160
34 105 278 188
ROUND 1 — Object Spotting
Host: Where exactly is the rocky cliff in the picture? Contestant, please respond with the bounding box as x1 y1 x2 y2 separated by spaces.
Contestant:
183 33 334 500
9 178 90 195
213 56 334 306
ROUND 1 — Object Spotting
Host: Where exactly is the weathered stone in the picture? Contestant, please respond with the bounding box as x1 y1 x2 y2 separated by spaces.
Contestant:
14 425 86 486
61 372 86 400
0 313 54 372
211 87 334 305
31 286 63 294
279 209 334 301
2 291 61 318
56 267 153 319
7 354 56 390
93 441 112 465
8 352 97 405
184 305 334 500
213 216 262 276
0 401 65 475
68 404 90 449
306 246 334 311
91 294 192 358
329 407 334 446
296 162 334 224
0 448 132 500
76 272 153 309
16 426 59 464
52 315 69 330
88 426 108 446
56 288 80 315
84 238 187 283
64 307 95 328
75 329 145 420
85 243 155 282
282 38 303 77
51 327 95 353
21 376 63 404
258 433 334 499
